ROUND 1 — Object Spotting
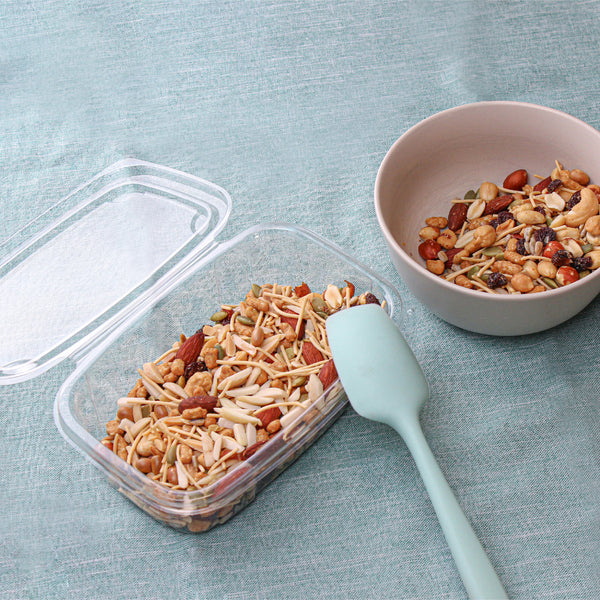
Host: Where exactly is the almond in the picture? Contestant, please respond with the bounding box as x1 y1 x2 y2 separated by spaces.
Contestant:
318 359 338 390
280 313 305 339
447 202 468 231
175 331 204 365
533 175 552 193
178 395 218 412
257 406 281 427
294 282 311 297
239 442 267 461
503 169 528 191
483 194 514 215
302 341 323 365
444 247 464 267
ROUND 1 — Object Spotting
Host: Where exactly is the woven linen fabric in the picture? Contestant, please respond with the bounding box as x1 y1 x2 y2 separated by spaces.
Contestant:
1 1 599 598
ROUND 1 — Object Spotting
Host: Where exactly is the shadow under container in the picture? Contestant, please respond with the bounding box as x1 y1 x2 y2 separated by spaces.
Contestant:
0 159 402 531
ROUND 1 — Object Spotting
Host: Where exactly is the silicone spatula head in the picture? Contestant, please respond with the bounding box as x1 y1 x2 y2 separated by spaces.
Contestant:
325 303 429 431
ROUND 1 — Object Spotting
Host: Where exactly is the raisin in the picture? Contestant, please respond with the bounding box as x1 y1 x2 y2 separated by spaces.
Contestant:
534 205 546 215
487 272 508 289
364 293 380 305
516 238 527 255
533 226 557 245
547 179 562 193
566 191 581 210
551 249 571 267
572 256 592 272
184 360 207 380
490 211 513 229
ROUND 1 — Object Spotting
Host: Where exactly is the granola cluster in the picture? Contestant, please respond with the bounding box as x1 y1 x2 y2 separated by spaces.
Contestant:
418 161 600 293
102 282 380 491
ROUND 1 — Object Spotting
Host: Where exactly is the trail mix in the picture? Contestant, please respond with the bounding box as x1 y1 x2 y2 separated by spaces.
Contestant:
102 282 381 491
418 161 600 293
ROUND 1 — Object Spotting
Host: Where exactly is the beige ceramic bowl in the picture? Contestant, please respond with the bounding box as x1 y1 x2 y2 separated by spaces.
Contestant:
375 101 600 335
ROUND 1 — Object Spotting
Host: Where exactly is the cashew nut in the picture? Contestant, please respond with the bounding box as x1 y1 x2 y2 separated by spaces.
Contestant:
565 187 599 227
473 225 496 248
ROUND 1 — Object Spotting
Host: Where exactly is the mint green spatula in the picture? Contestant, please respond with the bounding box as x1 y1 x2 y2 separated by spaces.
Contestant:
326 304 507 600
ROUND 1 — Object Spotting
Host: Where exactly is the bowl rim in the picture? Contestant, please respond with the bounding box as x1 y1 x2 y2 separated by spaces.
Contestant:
374 100 600 302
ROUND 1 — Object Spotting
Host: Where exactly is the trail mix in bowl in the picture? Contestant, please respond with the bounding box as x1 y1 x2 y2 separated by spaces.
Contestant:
102 282 381 491
417 161 600 293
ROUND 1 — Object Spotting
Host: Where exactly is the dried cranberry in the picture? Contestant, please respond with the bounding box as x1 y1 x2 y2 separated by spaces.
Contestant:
364 293 380 305
566 191 581 210
487 272 508 289
551 249 571 267
572 256 592 272
533 226 557 245
547 179 562 193
184 360 207 380
516 238 527 255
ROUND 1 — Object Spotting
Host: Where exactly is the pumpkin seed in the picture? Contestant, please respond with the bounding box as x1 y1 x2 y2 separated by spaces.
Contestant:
291 376 307 387
214 344 225 360
285 347 295 359
166 443 177 464
237 315 255 326
480 272 490 282
542 277 558 289
141 405 151 418
316 311 328 320
581 243 593 253
251 283 261 298
464 189 476 200
481 246 504 257
467 266 480 279
311 297 327 312
210 311 228 322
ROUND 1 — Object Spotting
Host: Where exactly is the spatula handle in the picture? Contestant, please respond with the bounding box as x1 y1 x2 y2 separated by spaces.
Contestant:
397 416 508 600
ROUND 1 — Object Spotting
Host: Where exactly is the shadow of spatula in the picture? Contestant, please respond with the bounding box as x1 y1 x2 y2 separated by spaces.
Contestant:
326 304 507 600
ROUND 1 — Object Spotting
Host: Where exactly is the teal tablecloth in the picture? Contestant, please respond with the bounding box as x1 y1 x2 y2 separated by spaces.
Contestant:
1 2 599 599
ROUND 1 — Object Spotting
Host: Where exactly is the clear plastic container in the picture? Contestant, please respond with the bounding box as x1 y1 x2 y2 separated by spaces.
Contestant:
0 159 401 531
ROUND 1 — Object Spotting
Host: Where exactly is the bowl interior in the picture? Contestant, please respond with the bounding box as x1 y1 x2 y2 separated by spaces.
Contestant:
376 102 600 264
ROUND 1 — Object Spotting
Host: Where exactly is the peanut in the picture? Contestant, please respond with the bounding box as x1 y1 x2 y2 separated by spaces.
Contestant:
419 226 440 240
511 273 534 293
426 259 445 275
537 260 557 279
569 169 590 186
585 250 600 269
479 181 498 201
585 215 600 236
516 209 546 225
491 261 522 275
522 260 539 280
437 229 458 249
455 275 474 289
504 249 528 265
425 216 448 228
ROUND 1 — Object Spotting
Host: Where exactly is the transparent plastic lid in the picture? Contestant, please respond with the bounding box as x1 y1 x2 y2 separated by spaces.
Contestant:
0 159 232 384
